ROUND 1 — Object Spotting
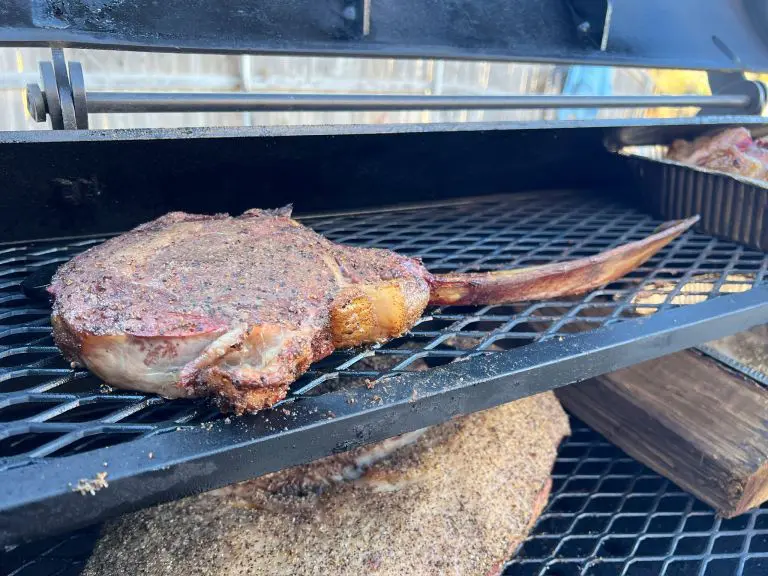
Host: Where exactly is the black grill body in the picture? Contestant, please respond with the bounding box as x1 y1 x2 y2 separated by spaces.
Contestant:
0 119 766 574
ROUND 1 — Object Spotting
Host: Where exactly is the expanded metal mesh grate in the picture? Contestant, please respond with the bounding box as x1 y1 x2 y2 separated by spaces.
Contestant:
4 417 767 576
0 190 766 473
2 524 100 576
504 419 768 576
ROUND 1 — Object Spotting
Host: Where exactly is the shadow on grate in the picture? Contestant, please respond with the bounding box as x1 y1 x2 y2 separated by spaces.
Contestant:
1 523 101 576
0 191 766 472
504 419 768 576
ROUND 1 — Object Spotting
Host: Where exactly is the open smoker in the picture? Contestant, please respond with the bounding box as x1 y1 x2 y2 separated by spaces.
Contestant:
1 1 768 574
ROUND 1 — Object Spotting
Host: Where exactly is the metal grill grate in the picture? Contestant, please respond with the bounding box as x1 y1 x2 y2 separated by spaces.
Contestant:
0 190 766 472
504 419 768 576
3 417 767 576
2 524 100 576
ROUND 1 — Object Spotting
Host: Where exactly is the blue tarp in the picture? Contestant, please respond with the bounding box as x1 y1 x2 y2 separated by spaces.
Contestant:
557 66 615 120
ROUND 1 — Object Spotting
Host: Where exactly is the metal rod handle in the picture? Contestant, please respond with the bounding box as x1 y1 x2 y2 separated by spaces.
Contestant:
86 92 752 114
23 51 767 129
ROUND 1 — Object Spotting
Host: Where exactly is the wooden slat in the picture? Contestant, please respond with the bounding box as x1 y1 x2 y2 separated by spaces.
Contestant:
557 348 768 517
499 281 767 517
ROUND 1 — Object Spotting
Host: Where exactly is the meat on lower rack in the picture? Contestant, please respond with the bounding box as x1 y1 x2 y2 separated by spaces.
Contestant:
81 391 571 576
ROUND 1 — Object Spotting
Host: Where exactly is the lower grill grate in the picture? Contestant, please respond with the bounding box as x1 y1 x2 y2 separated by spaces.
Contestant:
3 418 766 576
0 190 766 545
504 420 768 576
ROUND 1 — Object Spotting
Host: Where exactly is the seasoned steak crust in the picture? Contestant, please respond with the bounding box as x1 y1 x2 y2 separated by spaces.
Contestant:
49 205 697 414
49 207 431 413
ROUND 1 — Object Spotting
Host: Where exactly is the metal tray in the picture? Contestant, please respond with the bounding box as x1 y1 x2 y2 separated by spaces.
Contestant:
625 154 768 251
1 190 766 546
4 416 767 576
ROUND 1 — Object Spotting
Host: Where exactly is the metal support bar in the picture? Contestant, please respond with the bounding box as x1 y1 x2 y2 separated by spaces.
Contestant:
21 50 765 129
699 71 767 116
84 92 751 113
50 48 77 130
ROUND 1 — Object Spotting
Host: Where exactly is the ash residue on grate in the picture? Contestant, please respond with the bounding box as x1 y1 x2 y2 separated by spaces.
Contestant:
0 191 765 469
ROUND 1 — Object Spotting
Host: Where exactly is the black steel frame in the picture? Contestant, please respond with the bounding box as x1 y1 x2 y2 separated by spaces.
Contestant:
0 118 766 554
2 286 766 545
0 190 766 546
0 0 766 564
2 117 768 243
2 0 768 72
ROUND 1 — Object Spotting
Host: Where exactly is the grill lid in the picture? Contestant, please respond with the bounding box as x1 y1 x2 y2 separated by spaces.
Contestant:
0 0 767 72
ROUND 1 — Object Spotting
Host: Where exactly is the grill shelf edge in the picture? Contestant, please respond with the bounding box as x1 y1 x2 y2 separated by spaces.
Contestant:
0 190 766 553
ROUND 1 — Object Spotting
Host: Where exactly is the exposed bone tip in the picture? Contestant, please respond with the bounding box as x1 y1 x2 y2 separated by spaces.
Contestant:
428 215 701 306
657 215 699 233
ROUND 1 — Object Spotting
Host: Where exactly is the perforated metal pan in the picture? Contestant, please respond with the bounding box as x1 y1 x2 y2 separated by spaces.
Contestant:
622 145 768 251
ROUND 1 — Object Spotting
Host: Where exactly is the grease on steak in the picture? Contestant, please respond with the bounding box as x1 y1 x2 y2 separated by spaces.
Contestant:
49 207 430 413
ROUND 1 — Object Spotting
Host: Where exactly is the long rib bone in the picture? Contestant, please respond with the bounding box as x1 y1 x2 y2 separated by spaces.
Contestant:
428 216 699 306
